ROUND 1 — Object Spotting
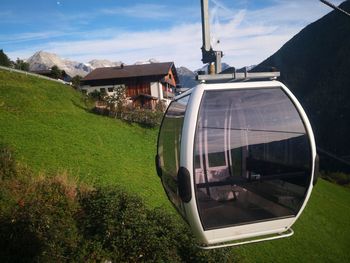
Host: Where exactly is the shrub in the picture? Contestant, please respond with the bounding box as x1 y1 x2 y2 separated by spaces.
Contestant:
78 187 239 262
321 171 350 186
0 173 82 262
0 146 239 262
0 144 16 180
121 108 164 127
91 89 166 127
88 90 102 101
155 100 167 112
78 188 181 262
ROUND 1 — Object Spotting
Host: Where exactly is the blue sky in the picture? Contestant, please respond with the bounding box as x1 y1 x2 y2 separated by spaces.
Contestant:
0 0 343 70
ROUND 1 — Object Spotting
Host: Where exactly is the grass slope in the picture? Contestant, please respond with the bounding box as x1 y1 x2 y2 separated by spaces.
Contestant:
1 69 350 262
237 179 350 262
0 70 165 207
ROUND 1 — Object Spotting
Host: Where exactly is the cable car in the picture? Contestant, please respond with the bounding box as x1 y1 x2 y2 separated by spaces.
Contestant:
156 80 317 248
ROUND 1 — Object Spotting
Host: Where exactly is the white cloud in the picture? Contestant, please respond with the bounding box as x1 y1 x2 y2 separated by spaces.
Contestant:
5 0 343 70
0 31 68 44
101 4 171 19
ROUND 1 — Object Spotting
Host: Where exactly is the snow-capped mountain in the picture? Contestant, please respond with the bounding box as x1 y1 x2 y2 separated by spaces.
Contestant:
26 51 164 77
25 51 242 90
86 59 123 70
134 58 159 65
26 51 92 77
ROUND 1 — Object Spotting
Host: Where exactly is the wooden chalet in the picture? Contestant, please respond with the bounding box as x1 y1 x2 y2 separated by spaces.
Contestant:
81 62 179 109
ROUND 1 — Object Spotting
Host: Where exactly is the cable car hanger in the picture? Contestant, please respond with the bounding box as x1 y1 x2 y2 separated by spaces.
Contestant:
156 0 318 249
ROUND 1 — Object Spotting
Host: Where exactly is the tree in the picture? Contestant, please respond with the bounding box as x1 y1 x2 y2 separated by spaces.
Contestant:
71 75 82 89
50 65 63 79
0 50 11 67
105 85 127 118
14 58 29 71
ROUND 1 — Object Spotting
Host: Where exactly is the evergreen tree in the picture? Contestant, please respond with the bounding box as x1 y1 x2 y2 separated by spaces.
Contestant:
0 49 11 67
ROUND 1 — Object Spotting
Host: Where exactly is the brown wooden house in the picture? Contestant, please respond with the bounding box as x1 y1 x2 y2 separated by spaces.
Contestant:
81 62 179 109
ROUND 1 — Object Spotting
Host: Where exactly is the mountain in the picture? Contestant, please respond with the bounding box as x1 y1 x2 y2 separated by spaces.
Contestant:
176 66 197 89
176 63 257 89
86 59 123 70
26 51 125 77
221 65 257 74
26 51 92 77
254 1 350 165
25 51 197 89
134 58 159 65
195 62 231 74
25 51 235 90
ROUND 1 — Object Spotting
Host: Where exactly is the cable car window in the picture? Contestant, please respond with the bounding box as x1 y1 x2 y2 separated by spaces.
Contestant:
194 88 312 230
158 95 190 215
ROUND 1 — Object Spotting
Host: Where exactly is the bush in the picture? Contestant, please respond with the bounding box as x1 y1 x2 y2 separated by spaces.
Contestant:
0 173 81 262
0 145 239 262
321 171 350 186
79 188 178 262
78 187 238 262
121 108 164 127
0 144 16 180
91 89 166 127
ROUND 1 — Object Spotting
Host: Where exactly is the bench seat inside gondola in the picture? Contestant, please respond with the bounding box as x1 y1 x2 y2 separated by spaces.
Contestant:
195 158 308 229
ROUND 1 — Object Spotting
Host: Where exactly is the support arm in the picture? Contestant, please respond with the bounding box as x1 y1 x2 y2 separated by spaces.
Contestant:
200 0 223 73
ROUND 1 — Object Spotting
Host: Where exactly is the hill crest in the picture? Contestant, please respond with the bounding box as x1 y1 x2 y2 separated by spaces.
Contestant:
255 0 350 160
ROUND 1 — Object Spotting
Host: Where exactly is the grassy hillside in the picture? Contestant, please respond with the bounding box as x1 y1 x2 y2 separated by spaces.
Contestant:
237 179 350 262
1 69 350 262
0 69 166 207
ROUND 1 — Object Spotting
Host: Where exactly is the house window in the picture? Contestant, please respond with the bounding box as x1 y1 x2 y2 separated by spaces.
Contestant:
108 87 114 92
168 74 172 79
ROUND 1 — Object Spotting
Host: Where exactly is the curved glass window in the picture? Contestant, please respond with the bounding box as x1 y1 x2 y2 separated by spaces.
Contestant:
158 96 190 215
194 88 312 230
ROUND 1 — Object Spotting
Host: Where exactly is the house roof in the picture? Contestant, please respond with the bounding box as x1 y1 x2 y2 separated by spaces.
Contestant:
83 62 177 82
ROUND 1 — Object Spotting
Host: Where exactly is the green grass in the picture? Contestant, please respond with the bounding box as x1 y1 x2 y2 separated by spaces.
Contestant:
0 70 166 207
236 179 350 262
1 69 350 262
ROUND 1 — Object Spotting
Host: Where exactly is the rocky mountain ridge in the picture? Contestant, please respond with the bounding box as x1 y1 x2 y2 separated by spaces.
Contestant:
26 51 257 89
25 51 202 88
26 51 92 77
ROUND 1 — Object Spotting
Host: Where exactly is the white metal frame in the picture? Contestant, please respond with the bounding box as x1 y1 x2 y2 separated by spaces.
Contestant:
178 81 316 246
198 228 294 250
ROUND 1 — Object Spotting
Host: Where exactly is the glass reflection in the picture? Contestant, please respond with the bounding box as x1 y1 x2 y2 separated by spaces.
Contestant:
158 96 190 216
194 88 311 230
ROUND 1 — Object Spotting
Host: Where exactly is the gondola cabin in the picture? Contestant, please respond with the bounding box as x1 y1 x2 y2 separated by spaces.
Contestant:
156 80 316 248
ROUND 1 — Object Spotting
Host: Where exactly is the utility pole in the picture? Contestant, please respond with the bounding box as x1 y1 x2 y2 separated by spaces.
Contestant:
200 0 223 74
